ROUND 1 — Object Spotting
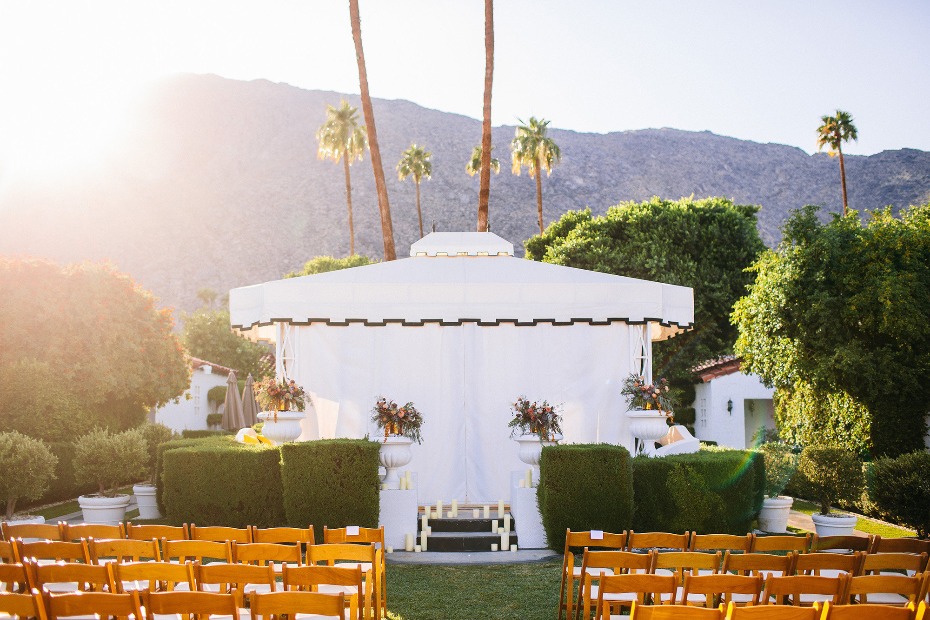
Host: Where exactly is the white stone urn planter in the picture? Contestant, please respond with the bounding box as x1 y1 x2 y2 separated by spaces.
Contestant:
78 494 131 525
514 433 562 480
758 496 794 533
257 411 306 445
811 512 858 537
6 514 46 525
132 484 161 520
379 436 414 490
626 409 671 456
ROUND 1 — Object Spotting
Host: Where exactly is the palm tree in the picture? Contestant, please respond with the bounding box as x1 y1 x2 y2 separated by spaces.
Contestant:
349 0 397 261
466 145 500 177
816 109 858 216
317 100 367 256
477 0 494 232
397 144 432 239
511 116 562 235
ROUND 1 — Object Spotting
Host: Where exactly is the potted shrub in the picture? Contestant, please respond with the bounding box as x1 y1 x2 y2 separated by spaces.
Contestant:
132 423 176 520
0 431 58 523
255 376 308 444
508 396 563 474
797 445 863 536
73 428 148 525
621 373 676 455
371 397 424 489
757 442 799 532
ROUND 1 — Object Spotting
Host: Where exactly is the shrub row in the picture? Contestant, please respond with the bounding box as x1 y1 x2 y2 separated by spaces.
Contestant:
24 442 97 508
868 450 930 538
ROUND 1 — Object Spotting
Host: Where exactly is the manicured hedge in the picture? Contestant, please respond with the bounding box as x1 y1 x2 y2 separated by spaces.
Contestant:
632 447 764 534
181 430 232 439
869 451 930 538
538 444 634 551
161 437 284 527
280 440 380 542
27 441 97 507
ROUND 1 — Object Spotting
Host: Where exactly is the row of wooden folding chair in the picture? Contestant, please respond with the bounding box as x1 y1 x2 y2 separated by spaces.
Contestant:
625 600 930 620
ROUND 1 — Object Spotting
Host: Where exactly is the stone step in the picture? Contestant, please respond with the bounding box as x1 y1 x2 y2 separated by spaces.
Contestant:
423 530 518 553
419 515 515 533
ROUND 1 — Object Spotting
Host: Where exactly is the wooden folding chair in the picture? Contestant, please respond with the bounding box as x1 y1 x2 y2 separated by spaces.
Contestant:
189 525 252 544
576 549 655 620
282 564 363 620
816 600 917 619
793 552 863 598
112 561 196 594
250 590 346 620
627 531 691 552
761 574 848 607
750 534 811 554
44 589 143 620
629 600 723 619
233 542 302 572
810 535 871 554
594 573 679 619
870 536 930 555
723 551 795 604
60 523 124 542
322 527 386 619
2 523 63 542
15 541 90 565
0 541 19 564
845 573 925 606
0 588 49 620
142 590 238 620
28 561 115 594
0 562 31 593
682 573 763 607
195 560 276 614
88 537 160 564
558 529 628 620
125 522 189 542
690 534 752 554
654 551 721 604
250 526 315 546
161 539 232 565
307 544 380 620
724 601 819 619
861 551 928 577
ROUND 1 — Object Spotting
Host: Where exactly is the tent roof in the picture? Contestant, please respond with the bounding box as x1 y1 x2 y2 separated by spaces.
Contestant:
230 233 694 342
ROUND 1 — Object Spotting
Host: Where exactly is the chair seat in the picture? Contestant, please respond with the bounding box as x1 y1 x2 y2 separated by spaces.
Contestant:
797 593 836 604
856 592 910 605
40 581 81 593
317 584 361 596
588 586 637 602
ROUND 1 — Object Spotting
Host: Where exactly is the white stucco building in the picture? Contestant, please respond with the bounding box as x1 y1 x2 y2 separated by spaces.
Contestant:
149 357 233 433
692 356 775 449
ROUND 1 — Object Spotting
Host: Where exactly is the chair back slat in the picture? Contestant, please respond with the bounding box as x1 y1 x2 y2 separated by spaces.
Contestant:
682 572 763 607
627 531 690 552
2 523 63 542
628 600 723 618
250 590 346 620
125 522 189 541
113 561 195 593
189 525 252 544
724 600 819 618
143 589 238 618
61 523 124 542
45 589 142 619
88 537 160 564
690 534 752 553
750 534 811 554
15 540 89 564
162 539 232 564
0 589 49 620
0 562 31 593
30 561 115 593
761 574 848 606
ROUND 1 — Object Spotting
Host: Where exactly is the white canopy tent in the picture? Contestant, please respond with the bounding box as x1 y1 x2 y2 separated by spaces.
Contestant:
230 233 693 502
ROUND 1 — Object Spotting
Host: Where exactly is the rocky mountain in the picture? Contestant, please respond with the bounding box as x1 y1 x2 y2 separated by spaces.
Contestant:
2 73 928 313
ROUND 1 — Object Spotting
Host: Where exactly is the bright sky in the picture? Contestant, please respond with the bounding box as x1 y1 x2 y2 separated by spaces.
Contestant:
0 0 928 176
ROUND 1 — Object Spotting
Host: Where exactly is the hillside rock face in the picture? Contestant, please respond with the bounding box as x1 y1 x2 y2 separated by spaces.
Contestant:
2 73 928 312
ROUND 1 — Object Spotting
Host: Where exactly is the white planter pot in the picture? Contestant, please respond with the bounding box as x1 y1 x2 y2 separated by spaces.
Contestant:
379 436 413 490
257 411 306 445
811 512 858 537
132 484 161 520
78 495 131 525
758 496 794 533
626 409 671 456
514 433 561 480
7 515 46 525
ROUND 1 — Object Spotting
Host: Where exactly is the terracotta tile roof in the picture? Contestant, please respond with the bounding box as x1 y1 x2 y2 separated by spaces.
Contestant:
692 355 742 382
190 357 238 375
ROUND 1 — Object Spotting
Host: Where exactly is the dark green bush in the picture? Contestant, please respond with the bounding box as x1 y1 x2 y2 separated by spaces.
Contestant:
869 451 930 538
632 447 764 533
797 445 862 515
161 437 284 527
537 444 634 551
206 413 224 428
279 440 380 542
155 437 223 514
24 442 96 508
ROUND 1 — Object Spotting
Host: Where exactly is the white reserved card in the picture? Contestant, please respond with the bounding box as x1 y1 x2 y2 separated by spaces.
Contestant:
347 525 360 536
590 530 604 540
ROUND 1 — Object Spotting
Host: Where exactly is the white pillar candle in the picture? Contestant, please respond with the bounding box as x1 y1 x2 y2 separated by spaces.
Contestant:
420 530 428 552
432 510 439 520
404 534 414 552
525 468 533 488
405 470 412 487
421 514 428 531
500 530 509 551
511 544 518 552
451 499 458 517
483 505 490 519
447 511 453 519
399 478 407 490
518 479 526 488
491 544 498 552
498 499 505 518
425 526 432 535
504 514 512 533
491 519 498 533
473 508 480 518
437 500 443 517
414 545 422 553
386 546 393 554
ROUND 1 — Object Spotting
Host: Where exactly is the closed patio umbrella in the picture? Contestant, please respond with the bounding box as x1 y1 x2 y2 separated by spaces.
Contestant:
221 371 245 431
241 374 260 427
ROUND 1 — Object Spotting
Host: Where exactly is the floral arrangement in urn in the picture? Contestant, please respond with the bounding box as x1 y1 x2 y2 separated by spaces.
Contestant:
621 373 676 419
371 397 424 444
255 376 306 421
509 396 563 440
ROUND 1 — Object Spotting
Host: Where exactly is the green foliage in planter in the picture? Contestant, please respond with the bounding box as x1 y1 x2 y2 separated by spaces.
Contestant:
632 447 764 534
73 428 148 496
138 423 177 484
280 440 380 542
161 437 284 527
24 442 96 507
0 431 58 518
206 413 224 428
868 451 930 538
796 445 863 515
761 442 799 498
537 444 633 551
207 386 228 406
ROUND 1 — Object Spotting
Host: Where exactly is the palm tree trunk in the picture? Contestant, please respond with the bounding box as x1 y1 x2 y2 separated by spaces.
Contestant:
349 0 397 261
838 145 849 216
343 156 355 255
535 157 544 235
477 0 494 232
415 179 424 238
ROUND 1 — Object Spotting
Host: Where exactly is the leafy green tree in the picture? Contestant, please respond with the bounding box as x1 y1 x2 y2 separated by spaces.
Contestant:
526 196 766 414
397 144 432 239
182 310 272 378
0 259 190 440
816 110 858 216
511 117 562 234
0 431 58 518
733 205 930 457
285 255 376 278
196 288 218 309
73 428 148 496
318 100 367 256
466 145 500 177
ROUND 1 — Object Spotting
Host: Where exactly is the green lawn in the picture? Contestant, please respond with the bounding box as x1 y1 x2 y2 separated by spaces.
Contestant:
29 485 139 521
790 498 915 537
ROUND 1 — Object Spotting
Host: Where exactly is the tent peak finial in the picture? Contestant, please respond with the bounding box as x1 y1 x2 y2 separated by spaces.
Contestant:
410 232 514 257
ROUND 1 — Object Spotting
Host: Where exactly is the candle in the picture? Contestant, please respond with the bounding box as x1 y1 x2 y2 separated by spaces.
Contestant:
500 530 509 551
491 519 498 532
483 505 490 519
399 478 407 490
491 544 498 552
414 545 422 553
421 514 428 531
447 511 453 519
498 527 504 534
405 470 412 487
511 544 518 552
381 483 388 490
504 514 512 533
437 500 443 517
404 533 414 552
451 499 458 517
498 499 505 518
472 508 480 518
420 530 428 552
525 469 533 488
426 527 432 535
386 546 393 554
432 510 439 520
518 479 526 488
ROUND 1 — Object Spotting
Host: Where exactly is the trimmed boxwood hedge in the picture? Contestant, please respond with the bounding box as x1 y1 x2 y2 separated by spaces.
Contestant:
869 451 930 538
280 439 380 542
538 444 634 551
161 437 285 527
632 447 764 534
